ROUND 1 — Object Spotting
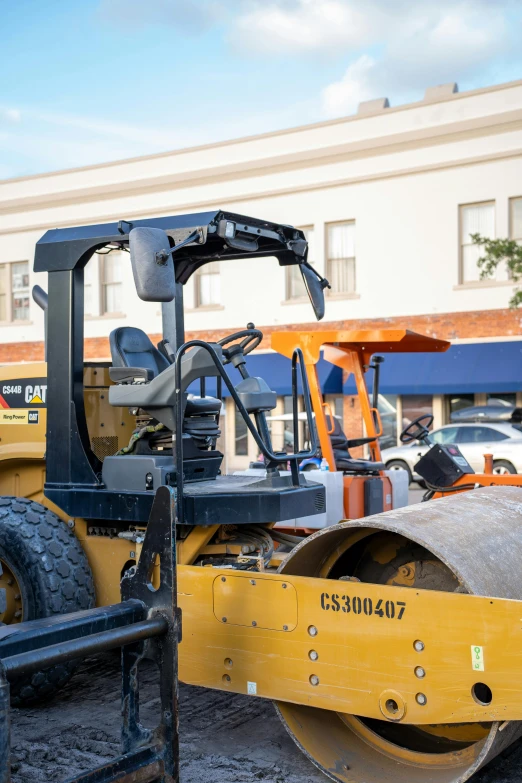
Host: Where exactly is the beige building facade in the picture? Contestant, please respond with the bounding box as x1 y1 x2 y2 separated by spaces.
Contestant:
1 78 522 470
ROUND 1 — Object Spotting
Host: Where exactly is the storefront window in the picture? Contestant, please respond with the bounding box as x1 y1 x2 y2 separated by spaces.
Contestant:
449 394 474 417
401 395 433 432
332 396 344 419
487 393 516 407
449 393 516 423
378 394 398 449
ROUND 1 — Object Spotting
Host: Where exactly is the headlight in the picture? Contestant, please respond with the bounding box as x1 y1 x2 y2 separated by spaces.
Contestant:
224 221 236 239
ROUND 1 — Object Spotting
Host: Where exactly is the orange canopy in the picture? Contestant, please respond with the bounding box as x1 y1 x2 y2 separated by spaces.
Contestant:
271 329 450 366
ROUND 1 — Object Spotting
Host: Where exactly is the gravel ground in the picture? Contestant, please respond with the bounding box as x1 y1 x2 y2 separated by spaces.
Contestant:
10 653 326 783
9 651 522 783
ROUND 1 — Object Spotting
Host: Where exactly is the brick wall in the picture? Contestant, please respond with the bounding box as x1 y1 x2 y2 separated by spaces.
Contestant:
1 306 521 364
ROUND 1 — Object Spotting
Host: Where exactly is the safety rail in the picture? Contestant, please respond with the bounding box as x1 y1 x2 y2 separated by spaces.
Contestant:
173 341 318 526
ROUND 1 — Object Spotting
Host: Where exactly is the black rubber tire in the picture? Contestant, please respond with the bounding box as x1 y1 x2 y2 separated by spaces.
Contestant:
493 459 517 475
0 497 95 705
385 459 413 485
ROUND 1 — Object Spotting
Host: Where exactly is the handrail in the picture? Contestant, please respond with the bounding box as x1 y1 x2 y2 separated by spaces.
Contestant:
322 402 335 434
370 407 383 438
173 340 318 525
32 285 48 311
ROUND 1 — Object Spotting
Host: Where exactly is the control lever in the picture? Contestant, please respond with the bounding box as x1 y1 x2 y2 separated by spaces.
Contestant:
157 338 176 363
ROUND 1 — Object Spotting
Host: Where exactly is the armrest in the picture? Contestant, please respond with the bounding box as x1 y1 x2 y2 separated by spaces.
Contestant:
346 436 377 448
109 367 153 384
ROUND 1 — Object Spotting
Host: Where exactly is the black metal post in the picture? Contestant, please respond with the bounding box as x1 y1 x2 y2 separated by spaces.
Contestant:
2 617 167 680
161 281 185 353
45 268 100 490
121 485 180 783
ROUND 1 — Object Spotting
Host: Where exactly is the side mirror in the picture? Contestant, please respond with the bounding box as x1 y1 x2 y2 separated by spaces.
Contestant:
301 263 326 320
128 227 176 302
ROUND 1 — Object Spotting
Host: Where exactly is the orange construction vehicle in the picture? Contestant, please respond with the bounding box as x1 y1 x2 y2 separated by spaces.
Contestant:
398 411 522 497
272 328 450 518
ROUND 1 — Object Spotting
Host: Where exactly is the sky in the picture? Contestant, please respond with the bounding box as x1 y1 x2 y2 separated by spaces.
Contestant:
1 0 521 180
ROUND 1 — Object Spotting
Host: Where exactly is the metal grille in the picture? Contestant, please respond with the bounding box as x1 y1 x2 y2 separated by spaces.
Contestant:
91 435 118 461
314 489 326 512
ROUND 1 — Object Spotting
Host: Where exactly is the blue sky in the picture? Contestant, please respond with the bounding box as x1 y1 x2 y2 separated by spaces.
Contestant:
1 0 521 179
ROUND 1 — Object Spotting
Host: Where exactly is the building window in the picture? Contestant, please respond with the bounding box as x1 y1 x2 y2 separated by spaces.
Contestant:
326 221 355 294
487 393 516 407
195 263 220 307
286 227 314 300
0 261 30 322
511 197 522 244
378 394 398 450
448 394 475 420
101 251 124 315
401 395 433 433
460 202 495 283
329 395 344 420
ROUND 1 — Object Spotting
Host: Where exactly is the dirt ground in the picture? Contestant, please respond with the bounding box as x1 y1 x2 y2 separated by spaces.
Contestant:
9 652 522 783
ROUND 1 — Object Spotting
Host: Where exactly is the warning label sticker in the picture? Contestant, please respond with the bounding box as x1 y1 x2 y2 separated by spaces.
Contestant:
0 378 47 409
472 645 485 672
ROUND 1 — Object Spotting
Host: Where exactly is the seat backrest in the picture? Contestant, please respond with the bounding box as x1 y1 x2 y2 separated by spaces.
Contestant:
109 327 170 378
327 416 350 450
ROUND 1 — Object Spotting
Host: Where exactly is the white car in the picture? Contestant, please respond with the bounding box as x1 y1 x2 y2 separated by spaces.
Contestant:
381 422 522 483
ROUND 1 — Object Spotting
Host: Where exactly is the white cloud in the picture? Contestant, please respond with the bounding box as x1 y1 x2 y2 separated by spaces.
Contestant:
0 108 21 123
231 0 372 54
97 0 518 113
319 2 514 117
322 55 376 116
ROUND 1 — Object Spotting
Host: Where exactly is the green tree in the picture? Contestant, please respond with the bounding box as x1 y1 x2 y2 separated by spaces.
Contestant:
471 233 522 307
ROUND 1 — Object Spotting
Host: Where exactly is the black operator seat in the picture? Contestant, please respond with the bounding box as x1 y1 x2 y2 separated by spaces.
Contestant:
326 415 385 473
110 326 170 378
108 327 222 433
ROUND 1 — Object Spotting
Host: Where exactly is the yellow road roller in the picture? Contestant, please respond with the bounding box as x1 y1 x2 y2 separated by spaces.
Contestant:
1 210 522 783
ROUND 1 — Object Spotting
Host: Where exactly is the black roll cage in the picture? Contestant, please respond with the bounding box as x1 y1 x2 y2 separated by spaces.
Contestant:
35 209 313 514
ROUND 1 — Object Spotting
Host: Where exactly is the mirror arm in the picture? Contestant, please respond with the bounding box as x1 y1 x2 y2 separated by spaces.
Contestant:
155 228 204 265
303 261 331 290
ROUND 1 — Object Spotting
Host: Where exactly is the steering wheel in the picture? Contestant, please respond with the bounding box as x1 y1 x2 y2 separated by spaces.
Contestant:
217 323 263 365
400 414 434 444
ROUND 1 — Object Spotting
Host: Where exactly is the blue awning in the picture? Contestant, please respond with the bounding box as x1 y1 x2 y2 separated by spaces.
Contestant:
343 341 522 395
187 351 343 397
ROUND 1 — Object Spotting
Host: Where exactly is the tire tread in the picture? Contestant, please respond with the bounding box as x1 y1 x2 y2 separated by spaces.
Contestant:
0 497 95 705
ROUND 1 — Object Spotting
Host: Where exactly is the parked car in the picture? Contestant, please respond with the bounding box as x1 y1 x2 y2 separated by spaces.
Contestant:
381 422 522 484
450 398 515 423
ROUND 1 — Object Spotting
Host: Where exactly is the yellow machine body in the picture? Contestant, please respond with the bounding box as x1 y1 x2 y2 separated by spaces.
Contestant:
4 360 522 783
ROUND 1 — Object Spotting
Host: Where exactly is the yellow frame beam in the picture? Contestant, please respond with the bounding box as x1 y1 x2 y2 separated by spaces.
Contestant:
178 565 522 726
